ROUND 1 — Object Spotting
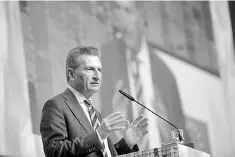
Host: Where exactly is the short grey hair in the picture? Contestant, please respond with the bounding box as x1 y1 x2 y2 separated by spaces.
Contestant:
65 46 100 82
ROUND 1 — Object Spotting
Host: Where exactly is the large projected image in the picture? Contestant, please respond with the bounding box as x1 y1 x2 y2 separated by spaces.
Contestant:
157 50 224 154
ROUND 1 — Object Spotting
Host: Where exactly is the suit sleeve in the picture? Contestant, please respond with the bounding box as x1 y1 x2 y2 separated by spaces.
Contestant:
114 138 139 155
40 99 103 157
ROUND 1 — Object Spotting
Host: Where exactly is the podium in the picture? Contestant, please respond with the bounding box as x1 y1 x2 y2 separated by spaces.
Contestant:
117 142 210 157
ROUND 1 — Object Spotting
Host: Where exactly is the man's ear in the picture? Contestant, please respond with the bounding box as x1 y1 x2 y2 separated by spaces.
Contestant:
67 68 75 80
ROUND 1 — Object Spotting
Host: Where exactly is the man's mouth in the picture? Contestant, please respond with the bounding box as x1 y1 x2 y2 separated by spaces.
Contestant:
90 82 99 85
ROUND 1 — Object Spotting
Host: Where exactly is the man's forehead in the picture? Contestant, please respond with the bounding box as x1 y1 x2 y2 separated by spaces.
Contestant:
76 55 101 65
76 54 99 60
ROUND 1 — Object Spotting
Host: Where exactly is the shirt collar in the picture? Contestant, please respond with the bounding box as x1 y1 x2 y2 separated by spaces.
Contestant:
67 85 91 103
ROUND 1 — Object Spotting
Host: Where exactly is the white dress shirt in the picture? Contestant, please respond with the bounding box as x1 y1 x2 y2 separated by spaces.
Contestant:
67 85 112 157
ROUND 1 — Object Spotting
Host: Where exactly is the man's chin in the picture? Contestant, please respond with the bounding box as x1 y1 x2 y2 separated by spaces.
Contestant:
87 87 99 94
90 84 100 89
83 89 98 99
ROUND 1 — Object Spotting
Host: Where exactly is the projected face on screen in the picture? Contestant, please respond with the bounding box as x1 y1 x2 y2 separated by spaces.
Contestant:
109 1 145 50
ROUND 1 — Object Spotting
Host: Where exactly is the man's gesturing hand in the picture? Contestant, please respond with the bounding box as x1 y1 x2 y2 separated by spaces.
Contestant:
123 114 149 148
97 111 126 140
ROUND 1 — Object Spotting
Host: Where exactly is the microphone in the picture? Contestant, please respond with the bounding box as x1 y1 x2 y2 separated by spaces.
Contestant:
119 90 183 142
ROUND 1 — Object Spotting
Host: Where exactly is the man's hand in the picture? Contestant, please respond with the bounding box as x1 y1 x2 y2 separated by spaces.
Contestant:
123 114 149 148
97 111 126 140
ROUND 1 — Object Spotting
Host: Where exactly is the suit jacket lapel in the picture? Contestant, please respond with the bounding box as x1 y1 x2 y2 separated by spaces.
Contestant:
62 88 94 133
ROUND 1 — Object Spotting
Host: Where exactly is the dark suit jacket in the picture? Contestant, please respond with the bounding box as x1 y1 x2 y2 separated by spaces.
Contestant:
40 88 138 157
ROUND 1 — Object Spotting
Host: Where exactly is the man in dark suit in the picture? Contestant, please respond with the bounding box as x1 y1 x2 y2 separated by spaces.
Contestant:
40 46 149 157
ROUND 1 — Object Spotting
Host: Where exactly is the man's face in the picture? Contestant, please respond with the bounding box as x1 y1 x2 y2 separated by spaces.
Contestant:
70 55 102 98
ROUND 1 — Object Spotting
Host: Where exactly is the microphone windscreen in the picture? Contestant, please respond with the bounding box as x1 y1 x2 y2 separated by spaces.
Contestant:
119 90 135 101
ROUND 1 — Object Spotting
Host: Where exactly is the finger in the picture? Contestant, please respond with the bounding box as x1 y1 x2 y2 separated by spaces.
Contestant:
140 123 148 131
141 130 149 136
118 120 130 131
125 120 130 128
110 118 126 127
109 114 125 123
106 111 122 119
109 126 126 132
137 118 148 128
105 120 129 132
101 116 125 133
132 114 144 125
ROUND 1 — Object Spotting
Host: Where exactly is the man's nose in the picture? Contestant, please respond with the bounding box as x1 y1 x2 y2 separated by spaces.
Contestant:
93 70 101 80
92 75 99 81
